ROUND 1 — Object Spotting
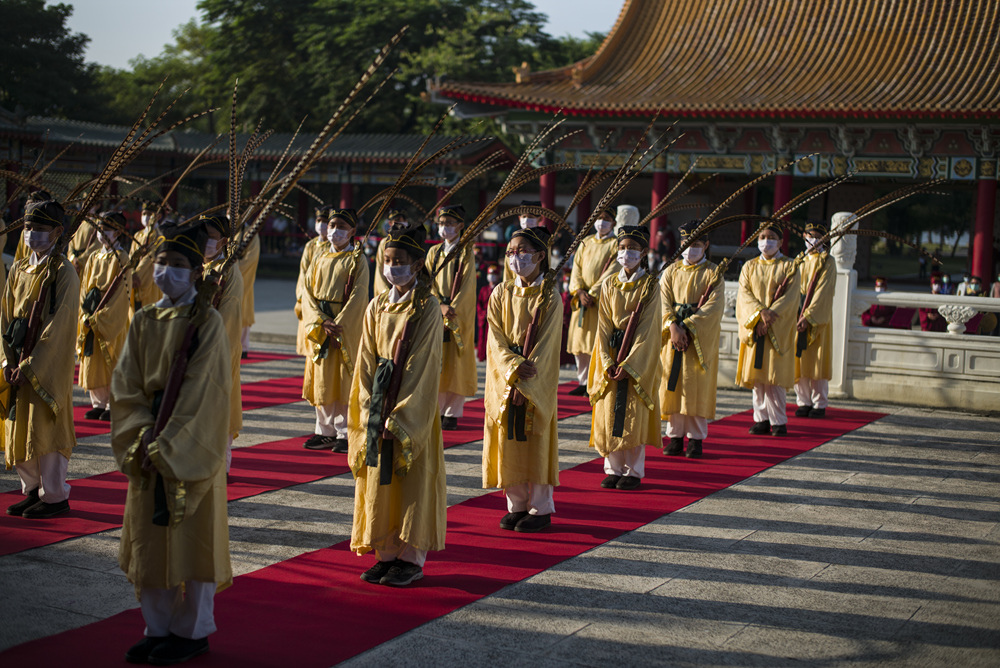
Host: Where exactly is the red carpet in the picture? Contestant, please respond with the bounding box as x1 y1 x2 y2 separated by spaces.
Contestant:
0 406 883 665
0 383 591 557
241 351 299 365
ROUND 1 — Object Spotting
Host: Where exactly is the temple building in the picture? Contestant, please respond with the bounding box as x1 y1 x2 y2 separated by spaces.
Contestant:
431 0 1000 279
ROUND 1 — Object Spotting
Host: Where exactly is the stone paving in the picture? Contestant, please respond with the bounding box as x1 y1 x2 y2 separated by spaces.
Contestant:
1 278 997 666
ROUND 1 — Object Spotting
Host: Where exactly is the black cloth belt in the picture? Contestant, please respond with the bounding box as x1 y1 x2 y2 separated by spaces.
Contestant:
507 344 527 441
365 356 394 485
81 287 102 358
609 329 627 438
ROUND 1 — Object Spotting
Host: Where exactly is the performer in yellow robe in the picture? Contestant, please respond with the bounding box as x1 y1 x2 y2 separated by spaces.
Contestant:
348 226 445 587
130 201 163 314
735 225 800 436
237 228 260 358
2 199 79 519
303 209 369 453
201 213 244 472
484 227 561 533
111 222 231 665
794 221 836 418
501 200 544 283
566 206 618 395
426 204 477 430
66 212 103 275
372 208 409 296
587 225 661 490
660 220 725 458
295 207 330 355
77 211 131 422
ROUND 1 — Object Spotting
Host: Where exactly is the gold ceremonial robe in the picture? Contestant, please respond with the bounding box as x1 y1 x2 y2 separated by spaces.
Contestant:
111 303 232 595
1 255 79 468
735 254 800 389
205 257 244 438
295 237 328 355
796 252 835 381
567 234 619 355
483 279 561 488
302 248 370 407
348 283 446 555
67 219 102 273
588 272 662 457
426 242 477 397
659 259 725 419
130 226 162 312
238 233 260 329
372 237 390 296
77 246 130 391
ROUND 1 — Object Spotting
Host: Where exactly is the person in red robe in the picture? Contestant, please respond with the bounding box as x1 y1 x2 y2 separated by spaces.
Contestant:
919 275 947 332
861 277 896 327
476 264 500 361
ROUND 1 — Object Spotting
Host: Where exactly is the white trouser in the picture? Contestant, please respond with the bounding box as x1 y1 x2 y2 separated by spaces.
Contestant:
794 378 829 409
16 452 70 503
315 401 347 439
140 581 216 639
505 483 555 516
666 414 709 440
438 392 465 418
604 447 645 478
752 383 787 426
89 387 110 409
375 544 427 568
225 435 233 474
574 354 590 385
240 327 250 351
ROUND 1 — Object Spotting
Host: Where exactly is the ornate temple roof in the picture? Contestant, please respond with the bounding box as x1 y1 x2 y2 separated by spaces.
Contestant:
434 0 1000 120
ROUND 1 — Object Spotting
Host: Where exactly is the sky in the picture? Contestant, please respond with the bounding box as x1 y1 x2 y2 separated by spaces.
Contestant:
66 0 623 70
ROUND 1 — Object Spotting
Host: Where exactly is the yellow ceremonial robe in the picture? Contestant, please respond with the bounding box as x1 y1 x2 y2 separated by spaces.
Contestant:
238 233 260 329
111 303 232 596
1 255 79 467
77 246 130 392
588 272 662 456
483 279 561 488
131 226 162 311
796 252 835 381
426 242 477 397
0 233 7 296
735 254 800 389
567 234 619 355
302 248 370 407
659 259 725 419
372 237 390 296
205 258 244 439
67 219 103 273
347 284 446 555
295 237 328 355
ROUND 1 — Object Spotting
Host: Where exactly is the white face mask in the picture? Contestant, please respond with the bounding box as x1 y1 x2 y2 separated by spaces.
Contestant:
681 246 704 264
805 236 822 251
328 227 350 247
100 229 117 248
23 229 52 253
315 222 328 239
617 249 642 271
758 239 779 257
141 213 155 228
594 218 613 236
153 264 194 300
508 253 538 277
874 286 885 293
383 263 414 287
487 273 500 285
519 217 538 230
204 238 221 259
438 225 460 242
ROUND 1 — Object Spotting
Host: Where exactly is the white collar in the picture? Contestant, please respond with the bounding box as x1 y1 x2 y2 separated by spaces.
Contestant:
682 256 707 267
388 284 413 303
29 250 51 266
618 266 646 283
155 285 197 308
515 273 544 288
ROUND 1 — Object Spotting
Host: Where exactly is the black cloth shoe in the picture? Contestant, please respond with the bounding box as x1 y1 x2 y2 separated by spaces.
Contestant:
568 384 588 396
380 561 424 586
664 437 684 455
441 416 458 431
6 488 39 516
686 440 703 458
147 634 209 666
126 636 168 664
303 435 336 450
360 559 395 584
84 406 104 420
331 438 349 453
809 407 826 418
100 409 112 422
499 510 528 530
601 474 622 489
794 405 812 417
748 420 771 435
22 499 70 519
771 424 788 437
514 513 551 533
616 476 641 490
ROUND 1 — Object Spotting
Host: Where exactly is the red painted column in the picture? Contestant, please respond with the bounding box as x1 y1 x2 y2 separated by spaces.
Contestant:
540 171 556 232
576 172 592 229
650 170 669 243
339 182 352 209
773 171 793 254
972 173 997 282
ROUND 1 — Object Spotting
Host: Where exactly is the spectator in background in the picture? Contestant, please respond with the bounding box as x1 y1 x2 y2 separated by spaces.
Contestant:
940 273 953 295
655 222 677 258
918 252 928 279
919 276 947 332
476 264 501 362
861 277 896 328
956 272 971 296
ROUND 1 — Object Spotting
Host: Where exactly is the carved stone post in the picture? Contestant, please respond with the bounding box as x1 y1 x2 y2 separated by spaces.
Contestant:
829 211 858 398
938 305 977 335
